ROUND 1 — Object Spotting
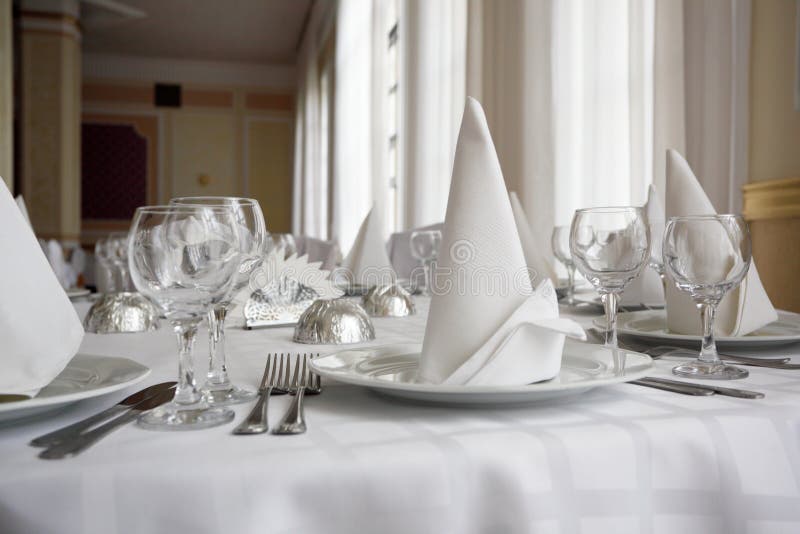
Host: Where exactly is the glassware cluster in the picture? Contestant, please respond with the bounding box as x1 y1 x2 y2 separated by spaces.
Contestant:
409 230 442 296
127 198 269 430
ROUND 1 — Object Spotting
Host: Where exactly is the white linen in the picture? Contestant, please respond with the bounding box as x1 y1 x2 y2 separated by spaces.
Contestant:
622 184 665 306
44 240 78 290
509 191 557 285
386 222 443 281
341 207 395 284
418 98 583 386
665 149 777 336
0 180 84 395
2 298 800 534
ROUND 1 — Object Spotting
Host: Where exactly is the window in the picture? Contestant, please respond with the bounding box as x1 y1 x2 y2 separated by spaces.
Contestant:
385 0 400 236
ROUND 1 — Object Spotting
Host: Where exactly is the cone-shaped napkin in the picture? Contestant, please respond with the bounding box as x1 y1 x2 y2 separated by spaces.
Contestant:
342 207 395 285
509 191 557 285
418 98 584 386
665 149 777 335
0 179 84 395
622 184 665 305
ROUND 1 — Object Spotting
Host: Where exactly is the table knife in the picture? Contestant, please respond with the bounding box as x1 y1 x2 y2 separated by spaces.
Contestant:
630 378 715 396
39 387 175 459
30 381 176 447
643 377 765 399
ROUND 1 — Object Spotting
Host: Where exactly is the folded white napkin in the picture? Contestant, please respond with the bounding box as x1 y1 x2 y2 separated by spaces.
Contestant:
418 98 584 386
0 180 84 395
664 149 777 335
15 195 32 228
341 207 395 285
622 184 665 306
45 240 78 290
509 191 557 285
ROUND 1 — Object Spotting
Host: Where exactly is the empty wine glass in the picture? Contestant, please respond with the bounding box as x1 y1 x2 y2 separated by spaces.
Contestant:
551 226 577 305
570 207 650 347
663 215 751 380
410 230 442 296
170 197 267 405
128 205 241 429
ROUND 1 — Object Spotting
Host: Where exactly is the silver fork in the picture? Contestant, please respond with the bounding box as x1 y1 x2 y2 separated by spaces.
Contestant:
233 354 284 435
304 353 322 395
273 354 313 435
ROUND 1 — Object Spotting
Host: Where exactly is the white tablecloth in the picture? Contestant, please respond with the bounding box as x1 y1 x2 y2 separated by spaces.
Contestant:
2 298 800 534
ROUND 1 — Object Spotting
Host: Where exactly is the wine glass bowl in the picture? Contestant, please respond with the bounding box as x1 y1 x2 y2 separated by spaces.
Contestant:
569 207 649 346
551 226 577 305
663 214 752 380
410 230 442 296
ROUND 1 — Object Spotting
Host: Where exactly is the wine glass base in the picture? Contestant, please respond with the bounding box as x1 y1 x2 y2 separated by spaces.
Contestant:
137 402 235 431
203 385 257 406
672 361 749 380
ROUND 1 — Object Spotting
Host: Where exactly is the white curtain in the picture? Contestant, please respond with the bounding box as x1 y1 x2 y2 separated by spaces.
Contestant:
293 1 334 238
401 0 467 229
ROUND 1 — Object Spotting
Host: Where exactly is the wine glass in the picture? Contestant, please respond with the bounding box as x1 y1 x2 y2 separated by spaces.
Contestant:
107 232 134 291
170 197 267 405
94 237 116 293
410 230 442 296
662 215 751 380
128 205 241 429
570 207 650 347
551 226 577 305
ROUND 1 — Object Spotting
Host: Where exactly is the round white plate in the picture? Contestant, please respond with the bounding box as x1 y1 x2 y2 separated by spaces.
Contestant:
606 310 800 349
66 287 91 299
309 341 653 405
0 354 150 425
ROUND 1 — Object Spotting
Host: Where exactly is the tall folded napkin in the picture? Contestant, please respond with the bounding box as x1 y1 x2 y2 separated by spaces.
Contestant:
509 192 557 285
622 184 665 306
45 240 78 290
341 207 395 284
664 149 777 335
418 98 584 386
0 179 84 395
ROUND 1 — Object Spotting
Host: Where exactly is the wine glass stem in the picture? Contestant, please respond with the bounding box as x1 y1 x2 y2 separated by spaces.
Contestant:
659 273 668 299
173 321 202 405
698 302 720 364
207 306 230 388
566 265 576 304
602 292 619 348
423 260 432 296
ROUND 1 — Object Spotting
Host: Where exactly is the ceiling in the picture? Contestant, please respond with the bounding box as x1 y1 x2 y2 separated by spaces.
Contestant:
81 0 314 65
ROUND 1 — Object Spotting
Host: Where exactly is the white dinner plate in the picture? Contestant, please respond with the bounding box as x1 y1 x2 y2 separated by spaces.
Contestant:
309 340 653 405
66 287 91 299
605 309 800 349
0 354 150 425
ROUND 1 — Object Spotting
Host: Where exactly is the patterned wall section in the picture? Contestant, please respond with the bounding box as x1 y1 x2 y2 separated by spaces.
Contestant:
81 123 148 219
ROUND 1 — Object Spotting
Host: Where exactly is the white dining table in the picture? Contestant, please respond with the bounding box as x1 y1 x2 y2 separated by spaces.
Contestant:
2 296 800 534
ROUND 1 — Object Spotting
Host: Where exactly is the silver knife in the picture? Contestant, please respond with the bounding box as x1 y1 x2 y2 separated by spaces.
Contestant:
630 378 715 396
30 381 176 448
39 387 176 459
643 377 765 399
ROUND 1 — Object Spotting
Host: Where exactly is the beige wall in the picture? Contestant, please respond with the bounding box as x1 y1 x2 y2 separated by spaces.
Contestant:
82 80 295 240
749 0 800 182
0 0 13 192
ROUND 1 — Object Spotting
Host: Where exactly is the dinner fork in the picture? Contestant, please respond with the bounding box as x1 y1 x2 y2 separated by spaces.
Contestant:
233 353 284 435
273 354 314 435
